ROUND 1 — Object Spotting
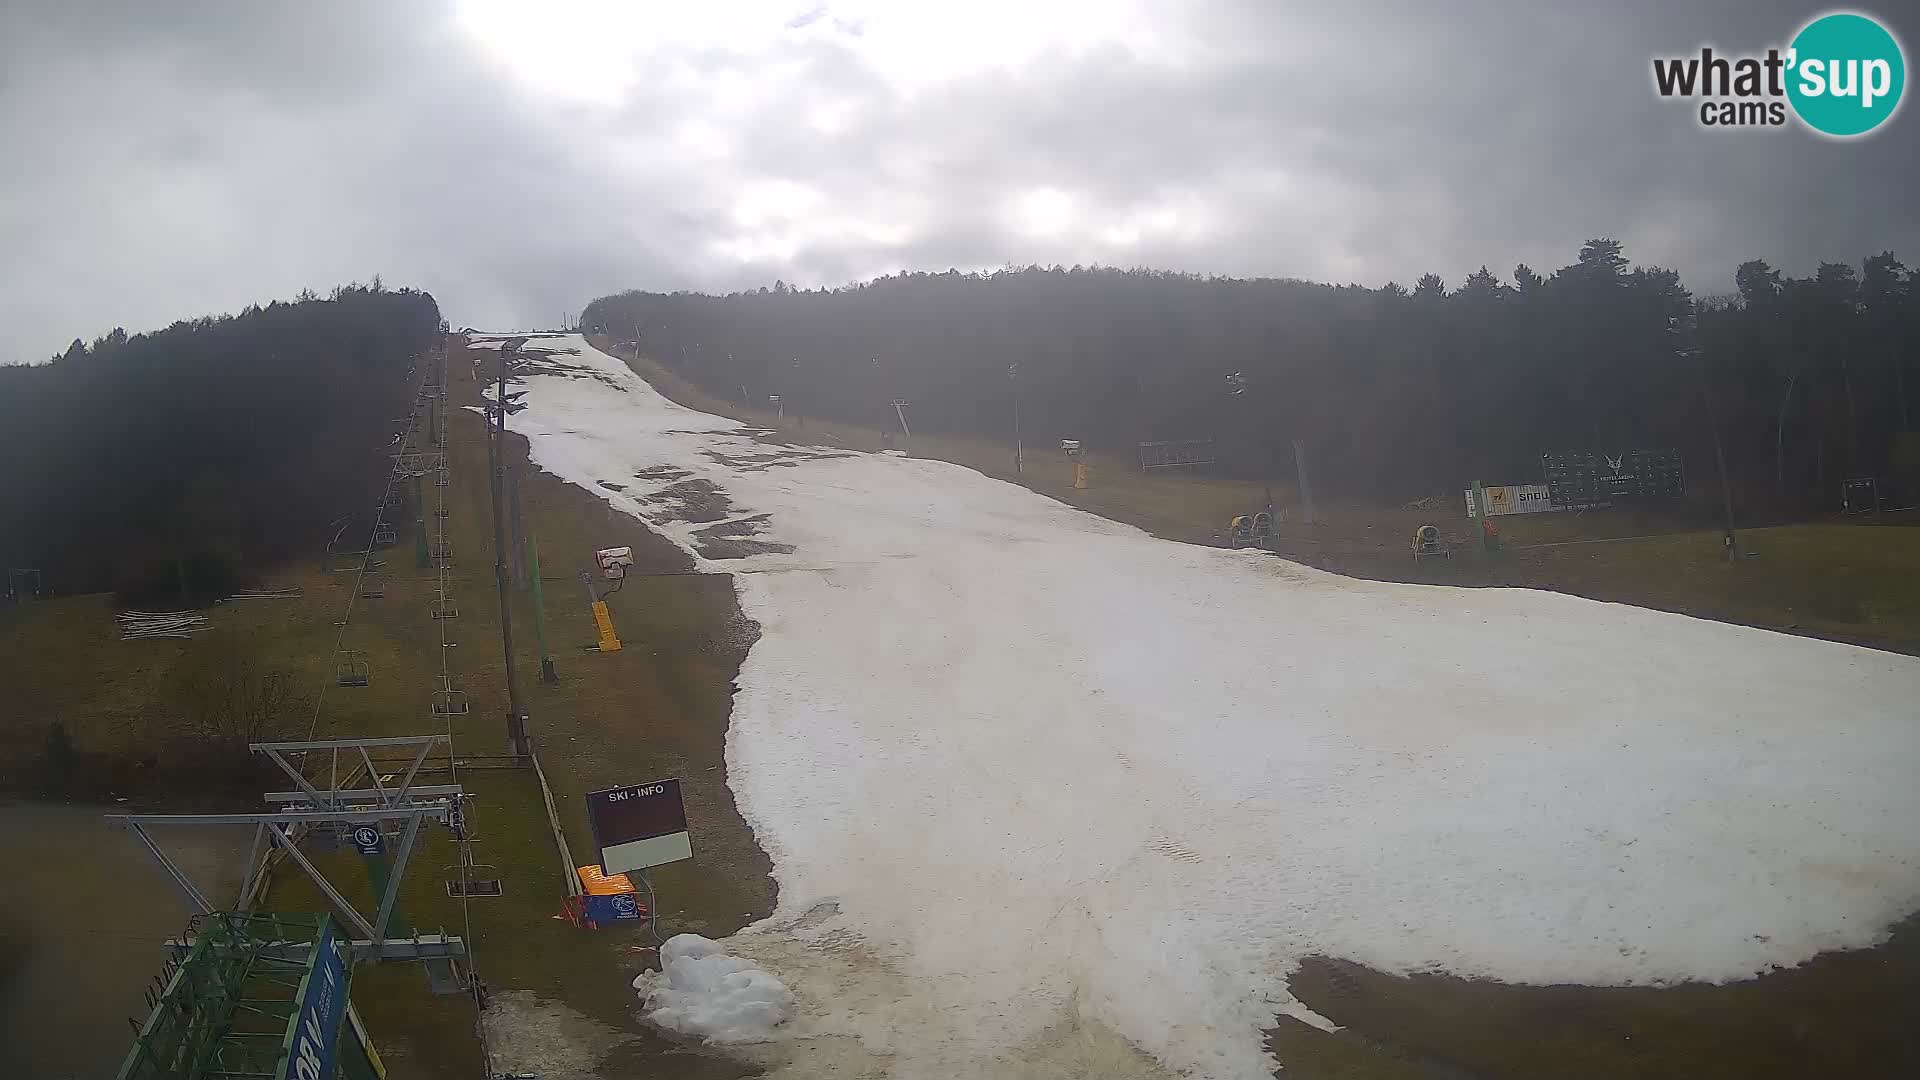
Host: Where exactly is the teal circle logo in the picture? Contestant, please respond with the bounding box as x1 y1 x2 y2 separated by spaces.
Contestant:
1787 12 1905 136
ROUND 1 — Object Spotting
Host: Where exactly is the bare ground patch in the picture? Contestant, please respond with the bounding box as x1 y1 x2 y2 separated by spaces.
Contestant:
488 343 631 392
656 479 735 523
700 447 856 472
1265 914 1920 1079
696 514 776 540
691 516 795 560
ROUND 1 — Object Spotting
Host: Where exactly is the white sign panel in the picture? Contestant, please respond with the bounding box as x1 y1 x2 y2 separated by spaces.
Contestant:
586 779 693 876
1464 484 1558 518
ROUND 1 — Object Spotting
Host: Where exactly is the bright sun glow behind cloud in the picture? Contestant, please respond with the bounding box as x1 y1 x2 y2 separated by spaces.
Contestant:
1009 187 1078 239
449 0 1203 280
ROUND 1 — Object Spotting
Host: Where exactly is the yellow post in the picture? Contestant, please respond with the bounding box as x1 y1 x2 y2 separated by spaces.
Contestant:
346 1005 389 1078
1072 461 1089 489
591 600 622 652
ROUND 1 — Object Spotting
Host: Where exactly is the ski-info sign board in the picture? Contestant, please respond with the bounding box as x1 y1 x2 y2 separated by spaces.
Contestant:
586 778 693 875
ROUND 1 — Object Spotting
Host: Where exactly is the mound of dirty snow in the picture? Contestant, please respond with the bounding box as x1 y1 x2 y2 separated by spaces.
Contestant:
632 934 794 1043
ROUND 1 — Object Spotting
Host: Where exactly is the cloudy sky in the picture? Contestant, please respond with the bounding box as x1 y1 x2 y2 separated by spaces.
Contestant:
2 1 1915 362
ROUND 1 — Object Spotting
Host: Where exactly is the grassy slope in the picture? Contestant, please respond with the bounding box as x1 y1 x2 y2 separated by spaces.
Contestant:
265 346 773 1078
597 334 1920 657
0 342 770 1079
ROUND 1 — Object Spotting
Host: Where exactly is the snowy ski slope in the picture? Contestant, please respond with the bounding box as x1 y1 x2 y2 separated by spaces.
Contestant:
478 333 1920 1079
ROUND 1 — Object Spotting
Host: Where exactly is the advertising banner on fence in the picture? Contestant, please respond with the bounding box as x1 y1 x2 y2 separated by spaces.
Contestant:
1464 484 1558 518
1541 449 1685 509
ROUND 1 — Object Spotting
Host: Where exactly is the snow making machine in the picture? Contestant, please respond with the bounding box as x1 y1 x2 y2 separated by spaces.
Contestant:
1411 524 1450 561
1228 511 1273 549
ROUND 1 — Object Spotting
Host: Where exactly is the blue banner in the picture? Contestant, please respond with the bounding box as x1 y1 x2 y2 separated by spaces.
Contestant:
283 924 348 1080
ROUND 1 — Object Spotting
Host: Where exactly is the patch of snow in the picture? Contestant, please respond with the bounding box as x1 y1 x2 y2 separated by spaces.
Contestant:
633 934 794 1043
491 334 1920 1079
482 990 629 1080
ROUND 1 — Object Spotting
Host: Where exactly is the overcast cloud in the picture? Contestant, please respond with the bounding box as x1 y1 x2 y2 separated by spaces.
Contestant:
2 0 1915 362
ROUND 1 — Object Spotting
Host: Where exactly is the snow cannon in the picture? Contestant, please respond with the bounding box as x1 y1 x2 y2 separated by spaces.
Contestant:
1229 511 1275 549
1411 524 1449 561
1061 440 1088 488
596 546 634 580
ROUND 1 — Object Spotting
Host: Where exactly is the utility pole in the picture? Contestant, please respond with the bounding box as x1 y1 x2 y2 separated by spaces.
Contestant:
413 474 429 569
1292 439 1315 525
492 342 531 759
1673 311 1738 561
1226 371 1272 511
1698 364 1739 562
1010 361 1024 475
508 463 528 590
529 535 558 684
